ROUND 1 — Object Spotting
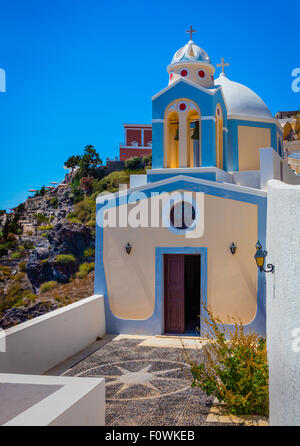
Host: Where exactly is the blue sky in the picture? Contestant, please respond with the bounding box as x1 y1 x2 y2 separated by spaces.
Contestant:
0 0 299 210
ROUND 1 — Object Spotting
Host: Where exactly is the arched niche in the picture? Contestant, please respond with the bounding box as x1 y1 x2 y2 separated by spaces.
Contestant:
187 109 201 167
215 105 223 169
165 110 179 168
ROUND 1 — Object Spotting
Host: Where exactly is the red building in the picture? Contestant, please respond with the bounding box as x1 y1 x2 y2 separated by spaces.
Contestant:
119 124 152 162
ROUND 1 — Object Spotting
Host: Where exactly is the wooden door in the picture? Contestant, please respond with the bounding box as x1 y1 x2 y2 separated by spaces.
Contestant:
164 254 185 333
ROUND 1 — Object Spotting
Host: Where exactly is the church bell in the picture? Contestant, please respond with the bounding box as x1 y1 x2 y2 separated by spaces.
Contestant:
191 121 199 140
174 126 179 141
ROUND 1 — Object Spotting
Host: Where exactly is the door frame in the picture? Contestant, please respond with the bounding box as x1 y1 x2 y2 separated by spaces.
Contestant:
155 247 208 335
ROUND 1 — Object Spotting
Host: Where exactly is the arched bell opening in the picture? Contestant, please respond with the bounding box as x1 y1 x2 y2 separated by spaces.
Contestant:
165 111 179 168
187 109 201 167
215 106 223 169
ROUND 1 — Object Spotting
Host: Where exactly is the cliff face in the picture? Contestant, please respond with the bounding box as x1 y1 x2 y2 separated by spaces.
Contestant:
0 184 95 329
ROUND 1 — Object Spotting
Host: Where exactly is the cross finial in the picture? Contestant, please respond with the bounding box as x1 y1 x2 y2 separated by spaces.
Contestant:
186 25 196 41
216 57 230 74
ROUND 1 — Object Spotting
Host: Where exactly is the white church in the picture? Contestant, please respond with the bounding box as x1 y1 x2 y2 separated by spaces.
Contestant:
94 28 300 337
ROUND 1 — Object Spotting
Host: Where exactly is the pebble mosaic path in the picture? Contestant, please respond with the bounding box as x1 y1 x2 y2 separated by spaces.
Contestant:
64 335 242 426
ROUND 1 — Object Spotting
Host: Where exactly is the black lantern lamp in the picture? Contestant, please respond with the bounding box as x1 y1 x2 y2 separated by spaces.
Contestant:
229 242 237 255
125 242 132 255
254 240 274 273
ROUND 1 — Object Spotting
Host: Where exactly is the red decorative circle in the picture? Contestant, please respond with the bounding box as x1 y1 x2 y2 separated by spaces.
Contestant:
179 103 186 111
170 73 173 80
211 75 214 81
180 69 188 77
198 70 205 78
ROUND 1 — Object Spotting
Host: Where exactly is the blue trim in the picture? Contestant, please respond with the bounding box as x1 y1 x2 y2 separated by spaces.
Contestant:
95 177 267 337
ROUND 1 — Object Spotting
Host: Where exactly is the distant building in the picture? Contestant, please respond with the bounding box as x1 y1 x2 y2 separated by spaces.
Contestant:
119 124 152 162
275 111 298 120
276 110 300 172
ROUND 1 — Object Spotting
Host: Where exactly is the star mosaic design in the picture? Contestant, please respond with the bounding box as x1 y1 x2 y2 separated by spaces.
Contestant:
76 360 191 401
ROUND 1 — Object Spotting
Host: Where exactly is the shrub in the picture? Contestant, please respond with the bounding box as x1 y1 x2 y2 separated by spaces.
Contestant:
182 305 269 417
50 197 58 207
19 261 27 272
0 280 24 314
13 299 25 308
84 247 95 258
125 156 144 171
34 213 49 224
55 254 76 264
38 225 54 231
80 177 93 193
142 153 152 168
40 281 58 293
76 262 95 279
11 251 23 259
22 240 35 250
91 171 130 195
0 243 8 257
42 233 48 238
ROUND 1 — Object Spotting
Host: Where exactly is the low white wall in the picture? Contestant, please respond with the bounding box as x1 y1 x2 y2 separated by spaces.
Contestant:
0 295 105 375
231 170 260 189
267 180 300 425
1 374 105 426
260 147 300 191
130 174 147 188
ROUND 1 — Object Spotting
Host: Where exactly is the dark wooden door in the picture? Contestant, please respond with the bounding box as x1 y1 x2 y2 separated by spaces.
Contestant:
164 254 185 333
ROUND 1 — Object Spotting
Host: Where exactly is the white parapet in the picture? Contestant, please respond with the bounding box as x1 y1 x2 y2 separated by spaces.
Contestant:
267 180 300 426
260 147 300 191
0 373 105 426
0 295 106 375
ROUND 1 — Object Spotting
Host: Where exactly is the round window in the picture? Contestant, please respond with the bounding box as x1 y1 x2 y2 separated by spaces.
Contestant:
170 202 196 230
198 70 206 78
180 69 188 77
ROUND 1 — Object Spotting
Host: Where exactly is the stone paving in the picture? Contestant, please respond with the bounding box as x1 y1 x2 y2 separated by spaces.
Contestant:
64 335 240 426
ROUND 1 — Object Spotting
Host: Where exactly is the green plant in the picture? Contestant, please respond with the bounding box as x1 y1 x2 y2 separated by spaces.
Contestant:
38 225 53 231
125 156 144 171
40 258 49 264
40 281 58 293
55 254 76 264
182 305 269 417
11 251 23 259
84 247 95 258
34 213 49 224
50 197 58 207
19 261 27 272
76 262 95 279
22 240 35 250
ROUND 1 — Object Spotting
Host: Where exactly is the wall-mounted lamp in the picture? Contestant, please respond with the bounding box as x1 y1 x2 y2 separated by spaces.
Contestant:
254 240 274 273
125 242 132 255
229 242 237 255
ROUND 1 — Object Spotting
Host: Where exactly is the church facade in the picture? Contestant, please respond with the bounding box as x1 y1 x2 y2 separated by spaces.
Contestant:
94 31 293 337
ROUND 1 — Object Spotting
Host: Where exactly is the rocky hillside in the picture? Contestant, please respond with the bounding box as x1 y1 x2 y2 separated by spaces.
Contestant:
0 147 151 329
0 181 95 329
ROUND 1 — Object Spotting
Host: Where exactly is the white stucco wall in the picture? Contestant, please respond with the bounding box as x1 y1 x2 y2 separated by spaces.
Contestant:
260 148 300 191
103 191 259 324
1 374 105 426
267 180 300 426
0 295 106 375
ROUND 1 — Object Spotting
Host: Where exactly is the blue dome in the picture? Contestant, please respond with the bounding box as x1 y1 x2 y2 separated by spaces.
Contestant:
170 40 211 65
